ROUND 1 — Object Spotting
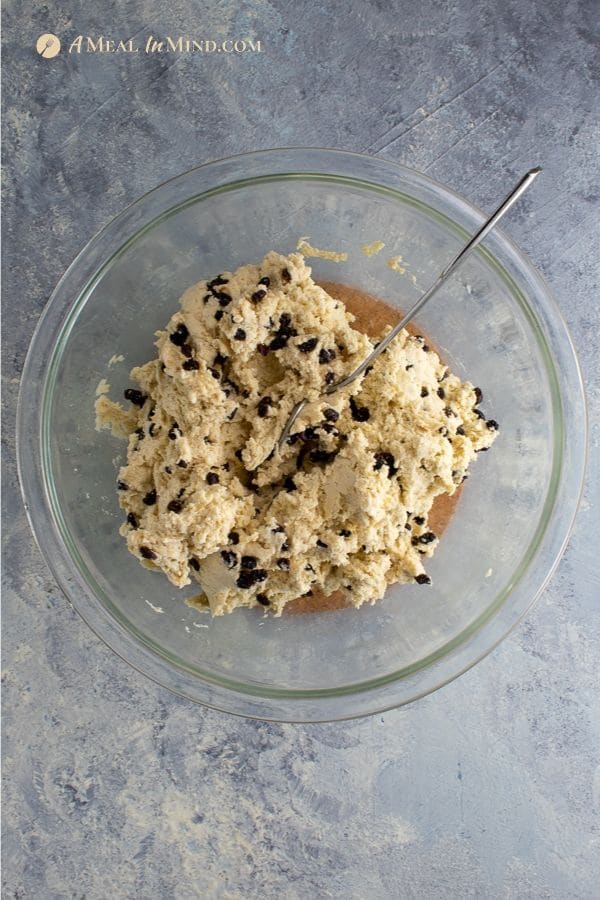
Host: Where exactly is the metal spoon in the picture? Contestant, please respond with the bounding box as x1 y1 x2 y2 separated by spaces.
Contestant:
277 167 541 448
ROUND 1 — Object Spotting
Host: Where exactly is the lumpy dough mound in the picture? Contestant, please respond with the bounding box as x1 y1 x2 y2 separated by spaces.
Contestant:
96 252 498 615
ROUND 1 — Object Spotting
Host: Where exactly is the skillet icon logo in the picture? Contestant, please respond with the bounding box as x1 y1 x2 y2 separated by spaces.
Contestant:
36 33 61 58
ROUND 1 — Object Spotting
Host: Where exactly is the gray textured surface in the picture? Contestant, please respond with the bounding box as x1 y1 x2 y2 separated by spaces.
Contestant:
2 1 599 897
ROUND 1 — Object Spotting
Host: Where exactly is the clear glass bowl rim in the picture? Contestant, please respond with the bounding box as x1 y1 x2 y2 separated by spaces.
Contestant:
16 148 587 722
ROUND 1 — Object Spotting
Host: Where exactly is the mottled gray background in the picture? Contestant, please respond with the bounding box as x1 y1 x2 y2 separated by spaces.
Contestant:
2 1 599 897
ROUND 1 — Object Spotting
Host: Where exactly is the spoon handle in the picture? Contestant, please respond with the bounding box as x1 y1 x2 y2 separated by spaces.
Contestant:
277 167 541 449
330 167 542 393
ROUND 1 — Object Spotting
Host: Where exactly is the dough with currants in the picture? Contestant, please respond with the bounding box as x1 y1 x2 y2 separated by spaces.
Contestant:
96 251 498 615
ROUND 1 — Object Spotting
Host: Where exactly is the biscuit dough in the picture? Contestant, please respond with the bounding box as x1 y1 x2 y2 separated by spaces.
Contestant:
361 241 386 257
295 238 348 262
96 251 498 616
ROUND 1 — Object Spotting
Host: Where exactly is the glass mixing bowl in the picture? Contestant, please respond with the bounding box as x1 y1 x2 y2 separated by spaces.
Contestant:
17 149 586 722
